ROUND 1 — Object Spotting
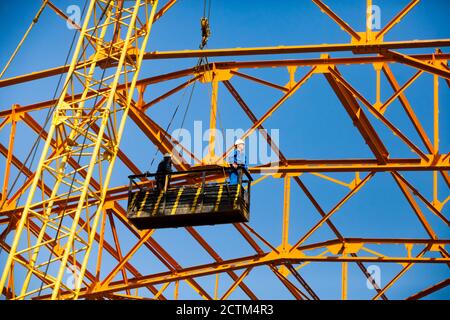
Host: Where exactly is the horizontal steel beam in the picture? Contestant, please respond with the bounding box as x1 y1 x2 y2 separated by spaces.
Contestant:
143 39 450 59
251 158 450 174
2 158 448 217
0 67 196 117
0 51 448 90
297 238 450 251
41 248 450 299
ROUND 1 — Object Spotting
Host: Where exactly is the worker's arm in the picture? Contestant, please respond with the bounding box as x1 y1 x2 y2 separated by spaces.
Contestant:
235 152 247 168
165 161 173 172
227 152 238 168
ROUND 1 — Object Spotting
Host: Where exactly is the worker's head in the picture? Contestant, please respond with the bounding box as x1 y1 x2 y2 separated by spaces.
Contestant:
234 139 245 152
164 153 172 162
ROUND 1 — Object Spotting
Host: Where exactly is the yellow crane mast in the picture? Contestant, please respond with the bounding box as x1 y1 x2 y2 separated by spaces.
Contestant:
0 0 449 300
0 0 159 299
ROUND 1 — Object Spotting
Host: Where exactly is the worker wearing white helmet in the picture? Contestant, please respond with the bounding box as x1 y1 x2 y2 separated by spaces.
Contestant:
227 138 247 185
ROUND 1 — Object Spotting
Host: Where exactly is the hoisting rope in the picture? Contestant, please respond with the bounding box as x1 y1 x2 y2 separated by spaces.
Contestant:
199 1 227 165
0 0 49 79
147 75 197 171
147 0 214 172
200 0 211 49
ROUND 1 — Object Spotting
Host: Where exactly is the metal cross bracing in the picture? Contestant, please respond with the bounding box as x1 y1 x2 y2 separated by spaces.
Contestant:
0 0 449 300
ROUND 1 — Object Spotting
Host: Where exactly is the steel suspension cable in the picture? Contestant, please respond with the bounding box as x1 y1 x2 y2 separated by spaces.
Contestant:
0 0 49 79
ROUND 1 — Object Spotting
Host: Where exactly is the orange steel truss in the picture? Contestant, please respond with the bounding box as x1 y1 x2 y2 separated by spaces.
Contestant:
0 0 449 300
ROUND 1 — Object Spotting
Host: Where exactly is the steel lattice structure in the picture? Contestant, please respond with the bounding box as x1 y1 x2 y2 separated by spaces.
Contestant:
0 0 449 300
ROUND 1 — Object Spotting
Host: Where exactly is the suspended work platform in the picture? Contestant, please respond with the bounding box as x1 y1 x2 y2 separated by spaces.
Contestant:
127 166 252 229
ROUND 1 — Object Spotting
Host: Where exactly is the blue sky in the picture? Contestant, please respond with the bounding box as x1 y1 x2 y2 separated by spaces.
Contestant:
0 0 449 299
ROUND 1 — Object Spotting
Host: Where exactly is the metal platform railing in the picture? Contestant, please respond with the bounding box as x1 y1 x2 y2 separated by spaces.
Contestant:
126 166 252 229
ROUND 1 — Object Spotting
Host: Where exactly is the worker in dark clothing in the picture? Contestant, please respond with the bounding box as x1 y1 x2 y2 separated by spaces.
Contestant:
155 153 173 191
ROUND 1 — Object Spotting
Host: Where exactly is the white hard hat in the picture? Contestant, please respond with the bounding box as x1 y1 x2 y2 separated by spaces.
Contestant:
163 153 172 158
234 139 245 146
